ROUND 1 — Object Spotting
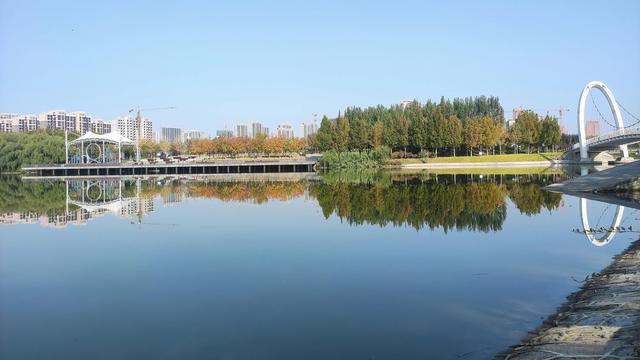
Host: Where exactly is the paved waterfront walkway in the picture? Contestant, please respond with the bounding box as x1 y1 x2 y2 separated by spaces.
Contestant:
545 160 640 193
399 160 570 169
497 240 640 359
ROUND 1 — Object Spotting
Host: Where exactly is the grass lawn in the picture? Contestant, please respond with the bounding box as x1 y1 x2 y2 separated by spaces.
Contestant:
389 166 564 175
388 152 562 164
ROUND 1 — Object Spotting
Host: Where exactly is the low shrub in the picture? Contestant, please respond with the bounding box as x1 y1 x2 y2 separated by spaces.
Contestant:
319 147 391 169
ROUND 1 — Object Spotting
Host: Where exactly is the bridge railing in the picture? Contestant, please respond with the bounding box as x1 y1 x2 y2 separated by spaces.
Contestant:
572 127 640 150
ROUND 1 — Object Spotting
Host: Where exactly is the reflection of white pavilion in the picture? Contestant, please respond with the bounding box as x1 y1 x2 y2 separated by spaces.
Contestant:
65 179 153 221
66 131 135 164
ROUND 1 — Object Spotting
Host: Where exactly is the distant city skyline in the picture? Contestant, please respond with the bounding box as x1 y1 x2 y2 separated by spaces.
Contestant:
1 1 638 135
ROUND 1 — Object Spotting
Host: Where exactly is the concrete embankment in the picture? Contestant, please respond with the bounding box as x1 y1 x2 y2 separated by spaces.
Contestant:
497 239 640 359
545 160 640 193
396 160 572 169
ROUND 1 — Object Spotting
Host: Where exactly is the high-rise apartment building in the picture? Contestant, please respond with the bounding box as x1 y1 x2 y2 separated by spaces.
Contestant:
216 129 233 138
236 124 248 138
302 121 318 138
38 110 72 132
276 124 294 138
113 116 153 141
90 119 112 134
400 100 412 109
68 111 91 135
161 127 182 143
141 117 153 140
0 113 17 133
1 109 157 137
0 113 38 133
251 122 269 138
183 130 207 142
585 120 600 139
0 113 17 120
36 110 92 135
15 115 39 132
512 107 526 121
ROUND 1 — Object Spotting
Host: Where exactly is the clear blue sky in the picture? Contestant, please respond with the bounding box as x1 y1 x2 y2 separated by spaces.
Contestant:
1 0 639 135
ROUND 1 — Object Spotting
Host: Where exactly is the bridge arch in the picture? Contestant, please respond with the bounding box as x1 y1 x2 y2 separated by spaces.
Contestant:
579 198 625 246
577 81 628 160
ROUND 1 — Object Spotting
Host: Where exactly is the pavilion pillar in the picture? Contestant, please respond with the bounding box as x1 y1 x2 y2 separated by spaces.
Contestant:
65 130 68 164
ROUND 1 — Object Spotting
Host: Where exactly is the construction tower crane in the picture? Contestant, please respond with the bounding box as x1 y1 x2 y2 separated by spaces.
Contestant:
127 106 176 162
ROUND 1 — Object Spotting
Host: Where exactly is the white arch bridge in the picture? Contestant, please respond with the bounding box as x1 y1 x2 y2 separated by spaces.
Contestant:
569 81 640 162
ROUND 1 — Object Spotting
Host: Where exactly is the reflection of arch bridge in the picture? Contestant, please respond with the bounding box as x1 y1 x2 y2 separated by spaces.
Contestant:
569 81 640 162
580 198 625 247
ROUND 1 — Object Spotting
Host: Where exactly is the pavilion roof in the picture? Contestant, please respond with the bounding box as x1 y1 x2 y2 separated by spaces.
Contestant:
68 131 135 146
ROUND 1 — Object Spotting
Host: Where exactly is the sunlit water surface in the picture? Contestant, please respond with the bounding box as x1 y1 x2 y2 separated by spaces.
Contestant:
0 172 637 359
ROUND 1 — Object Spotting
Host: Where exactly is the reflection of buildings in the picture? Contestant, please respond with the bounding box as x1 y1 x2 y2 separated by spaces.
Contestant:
0 212 41 225
162 191 183 206
0 208 99 228
0 180 157 228
119 198 154 217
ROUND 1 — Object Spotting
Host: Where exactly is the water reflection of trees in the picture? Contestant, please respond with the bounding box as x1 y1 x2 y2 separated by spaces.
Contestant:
184 181 305 204
310 180 507 232
0 176 69 214
0 172 563 231
310 172 563 232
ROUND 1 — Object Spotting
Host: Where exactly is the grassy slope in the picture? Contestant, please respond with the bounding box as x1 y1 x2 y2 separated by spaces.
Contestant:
388 152 562 164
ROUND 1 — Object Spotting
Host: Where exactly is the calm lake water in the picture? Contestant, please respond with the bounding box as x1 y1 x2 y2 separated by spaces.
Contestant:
0 171 637 359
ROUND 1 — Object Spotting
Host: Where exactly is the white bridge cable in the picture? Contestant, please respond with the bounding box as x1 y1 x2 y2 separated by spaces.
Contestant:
589 92 618 129
589 93 640 129
615 100 640 126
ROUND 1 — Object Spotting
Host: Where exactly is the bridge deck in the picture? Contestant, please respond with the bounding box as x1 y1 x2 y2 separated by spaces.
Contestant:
545 160 640 193
22 160 317 177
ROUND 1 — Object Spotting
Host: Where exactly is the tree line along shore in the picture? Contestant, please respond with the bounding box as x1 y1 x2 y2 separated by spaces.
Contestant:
0 95 572 172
